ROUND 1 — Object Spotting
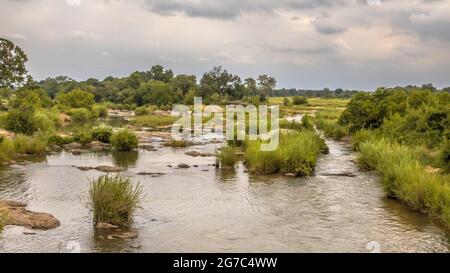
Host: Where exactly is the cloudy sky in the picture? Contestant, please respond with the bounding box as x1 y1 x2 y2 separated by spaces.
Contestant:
1 0 450 90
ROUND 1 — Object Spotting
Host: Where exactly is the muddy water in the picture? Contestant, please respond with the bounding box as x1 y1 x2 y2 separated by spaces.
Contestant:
0 138 449 253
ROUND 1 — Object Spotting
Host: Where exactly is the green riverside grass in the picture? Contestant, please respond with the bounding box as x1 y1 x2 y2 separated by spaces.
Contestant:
218 146 237 168
244 130 328 176
358 138 450 225
88 174 143 227
111 129 139 151
314 117 349 141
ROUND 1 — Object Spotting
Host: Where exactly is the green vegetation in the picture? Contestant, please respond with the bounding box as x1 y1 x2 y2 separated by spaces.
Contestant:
91 127 113 143
163 139 193 148
88 174 143 227
245 131 327 176
315 118 349 140
69 108 91 123
358 138 450 224
131 115 177 128
292 96 308 105
111 129 139 151
218 146 237 168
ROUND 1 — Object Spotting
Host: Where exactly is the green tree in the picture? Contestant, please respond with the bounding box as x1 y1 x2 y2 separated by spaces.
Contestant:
172 74 197 95
56 88 95 108
0 38 28 88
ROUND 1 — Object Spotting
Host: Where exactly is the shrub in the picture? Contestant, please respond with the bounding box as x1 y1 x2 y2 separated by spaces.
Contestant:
135 106 150 116
56 89 95 109
283 97 291 106
87 174 143 226
5 108 37 135
93 104 108 118
245 131 327 176
69 108 91 123
73 130 93 145
218 146 236 168
111 129 139 151
33 110 60 132
91 127 113 143
48 134 74 146
292 96 308 105
441 141 450 170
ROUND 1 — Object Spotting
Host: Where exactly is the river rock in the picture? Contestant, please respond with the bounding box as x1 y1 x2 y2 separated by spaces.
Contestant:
319 172 357 177
77 166 92 171
137 171 166 177
107 231 138 240
96 222 119 229
178 163 191 169
284 173 297 177
95 166 125 173
0 200 60 230
200 153 214 157
185 151 201 157
64 142 83 150
72 150 82 155
140 144 156 151
88 141 110 152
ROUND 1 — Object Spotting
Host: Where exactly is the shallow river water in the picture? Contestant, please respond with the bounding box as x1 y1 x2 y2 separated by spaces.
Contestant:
0 136 449 253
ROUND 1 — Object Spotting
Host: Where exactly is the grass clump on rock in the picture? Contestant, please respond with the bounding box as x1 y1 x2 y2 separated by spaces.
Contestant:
111 129 139 151
88 174 143 227
91 127 113 143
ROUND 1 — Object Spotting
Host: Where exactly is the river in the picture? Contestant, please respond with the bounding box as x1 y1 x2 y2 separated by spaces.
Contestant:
0 127 449 252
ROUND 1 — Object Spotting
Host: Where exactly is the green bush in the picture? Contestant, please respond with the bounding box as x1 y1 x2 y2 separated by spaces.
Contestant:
91 127 113 143
48 134 74 146
33 110 61 132
56 89 95 109
218 146 236 168
93 104 108 118
111 129 139 151
441 141 450 170
69 108 91 123
5 108 37 135
0 137 14 163
73 130 93 145
88 174 143 226
135 106 150 116
292 96 308 105
245 131 327 176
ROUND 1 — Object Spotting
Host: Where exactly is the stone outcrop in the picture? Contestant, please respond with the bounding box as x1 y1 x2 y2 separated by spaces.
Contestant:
0 200 60 230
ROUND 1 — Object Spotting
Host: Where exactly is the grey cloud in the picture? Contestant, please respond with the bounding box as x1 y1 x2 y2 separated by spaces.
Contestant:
314 24 347 35
145 0 347 20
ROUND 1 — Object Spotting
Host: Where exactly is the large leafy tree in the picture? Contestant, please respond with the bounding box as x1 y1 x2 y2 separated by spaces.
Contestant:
0 38 28 88
199 66 241 99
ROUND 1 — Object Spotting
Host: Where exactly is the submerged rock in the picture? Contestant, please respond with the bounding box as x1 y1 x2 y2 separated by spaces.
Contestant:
96 222 119 229
95 166 125 173
88 141 111 152
72 150 82 155
137 171 166 177
319 172 357 177
107 231 138 240
185 151 201 157
64 142 83 150
0 200 60 230
177 163 191 169
284 173 297 177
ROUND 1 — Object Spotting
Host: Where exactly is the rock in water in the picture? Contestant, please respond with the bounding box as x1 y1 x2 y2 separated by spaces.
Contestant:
95 166 125 173
177 163 191 169
0 200 60 230
96 222 119 229
185 151 201 157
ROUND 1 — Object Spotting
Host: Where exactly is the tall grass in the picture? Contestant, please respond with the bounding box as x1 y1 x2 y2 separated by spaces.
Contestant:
358 138 450 225
88 175 143 226
218 146 237 168
12 134 47 155
314 118 349 140
245 131 327 176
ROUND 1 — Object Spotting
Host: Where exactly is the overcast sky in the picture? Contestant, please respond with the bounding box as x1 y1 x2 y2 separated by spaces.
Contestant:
1 0 450 90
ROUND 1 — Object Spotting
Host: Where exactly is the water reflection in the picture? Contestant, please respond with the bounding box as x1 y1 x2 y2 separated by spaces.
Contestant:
112 151 139 169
